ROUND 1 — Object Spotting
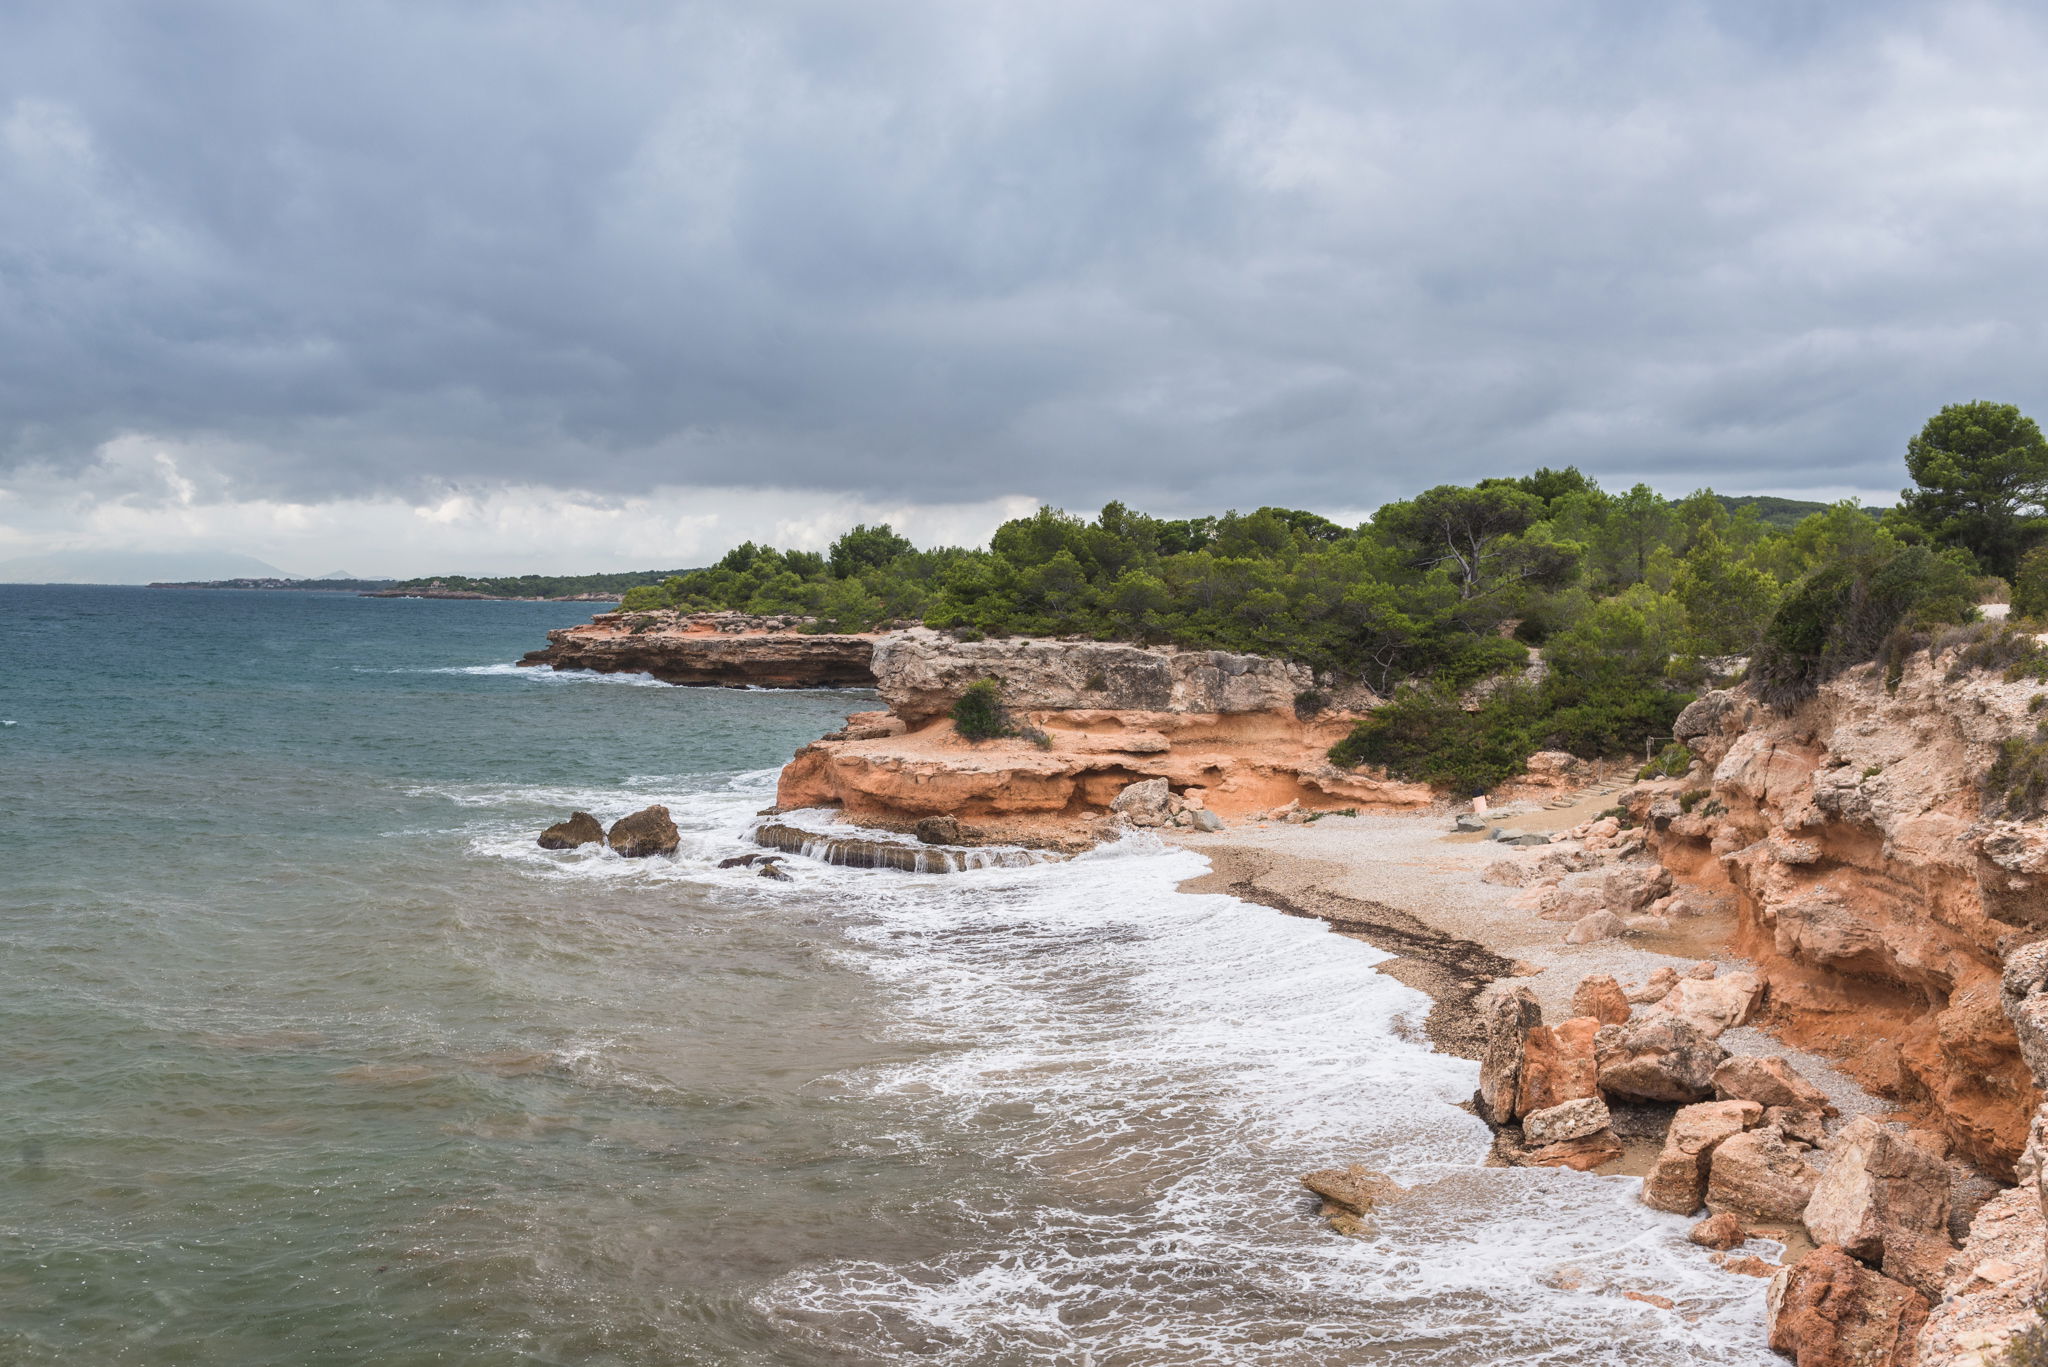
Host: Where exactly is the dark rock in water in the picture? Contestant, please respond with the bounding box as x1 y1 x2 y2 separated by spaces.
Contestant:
607 805 680 858
538 811 606 850
757 860 794 882
752 821 1046 874
717 853 760 869
913 815 961 845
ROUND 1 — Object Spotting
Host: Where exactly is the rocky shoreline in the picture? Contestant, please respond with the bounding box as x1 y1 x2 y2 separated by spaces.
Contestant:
522 605 2048 1363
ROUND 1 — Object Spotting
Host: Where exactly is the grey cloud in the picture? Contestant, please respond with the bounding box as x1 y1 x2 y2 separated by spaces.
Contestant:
1 0 2045 516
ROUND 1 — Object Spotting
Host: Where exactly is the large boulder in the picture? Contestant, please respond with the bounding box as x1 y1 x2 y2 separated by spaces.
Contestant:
1110 778 1173 827
1714 1056 1839 1115
1642 1099 1763 1215
1300 1164 1402 1216
1569 974 1632 1026
1802 1118 1952 1280
607 805 680 858
1647 972 1763 1038
1522 1096 1612 1146
1707 1127 1820 1222
538 811 605 850
1564 910 1627 944
1766 1246 1929 1367
1516 1017 1601 1115
1595 1015 1730 1103
1603 863 1674 913
1477 987 1544 1125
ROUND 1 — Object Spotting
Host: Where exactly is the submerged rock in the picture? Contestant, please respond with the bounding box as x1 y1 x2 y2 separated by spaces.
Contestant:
538 811 605 850
607 805 680 858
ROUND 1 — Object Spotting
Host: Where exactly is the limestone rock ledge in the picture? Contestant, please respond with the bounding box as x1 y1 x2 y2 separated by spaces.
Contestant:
773 630 1424 843
518 610 881 688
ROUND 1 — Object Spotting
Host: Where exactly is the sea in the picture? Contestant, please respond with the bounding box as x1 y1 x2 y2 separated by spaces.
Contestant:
0 586 1781 1366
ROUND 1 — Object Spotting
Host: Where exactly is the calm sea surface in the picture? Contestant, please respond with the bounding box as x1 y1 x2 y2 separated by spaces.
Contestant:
0 586 1776 1365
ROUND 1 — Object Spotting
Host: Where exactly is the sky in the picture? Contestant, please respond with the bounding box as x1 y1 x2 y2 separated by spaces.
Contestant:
3 0 2047 578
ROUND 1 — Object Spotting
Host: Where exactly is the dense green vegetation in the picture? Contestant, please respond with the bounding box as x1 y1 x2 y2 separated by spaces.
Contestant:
607 402 2044 791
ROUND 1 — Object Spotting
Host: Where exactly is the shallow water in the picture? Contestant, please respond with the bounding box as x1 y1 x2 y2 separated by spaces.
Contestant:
0 586 1777 1365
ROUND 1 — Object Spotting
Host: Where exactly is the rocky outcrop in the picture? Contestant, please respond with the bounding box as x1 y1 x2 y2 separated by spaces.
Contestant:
520 611 879 687
773 631 1425 843
537 811 605 849
871 627 1375 725
1803 1117 1955 1292
607 805 679 858
1637 648 2048 1173
1768 1246 1931 1367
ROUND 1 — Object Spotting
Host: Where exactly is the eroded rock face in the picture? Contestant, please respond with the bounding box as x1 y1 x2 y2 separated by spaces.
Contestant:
1917 1185 2046 1367
1477 987 1544 1125
538 811 605 849
774 632 1430 839
607 806 679 858
1635 656 2048 1171
521 611 879 687
1768 1246 1930 1367
872 628 1351 725
1515 1017 1600 1115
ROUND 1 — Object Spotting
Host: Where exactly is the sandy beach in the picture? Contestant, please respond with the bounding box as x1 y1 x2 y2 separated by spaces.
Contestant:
1168 786 1885 1126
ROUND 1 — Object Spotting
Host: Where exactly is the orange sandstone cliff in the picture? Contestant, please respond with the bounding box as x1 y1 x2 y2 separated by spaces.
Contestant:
773 628 1433 839
1638 647 2048 1174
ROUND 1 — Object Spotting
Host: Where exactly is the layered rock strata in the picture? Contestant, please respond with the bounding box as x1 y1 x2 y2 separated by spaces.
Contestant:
520 610 880 687
1634 648 2048 1173
775 629 1425 841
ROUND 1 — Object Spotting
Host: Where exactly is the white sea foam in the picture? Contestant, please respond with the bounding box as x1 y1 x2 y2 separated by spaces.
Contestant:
737 828 1782 1364
449 775 1782 1363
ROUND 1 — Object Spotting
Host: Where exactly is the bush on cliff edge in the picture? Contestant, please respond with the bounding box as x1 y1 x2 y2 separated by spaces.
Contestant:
950 679 1014 742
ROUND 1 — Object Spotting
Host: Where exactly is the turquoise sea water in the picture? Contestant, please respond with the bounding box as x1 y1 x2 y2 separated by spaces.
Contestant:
1 587 1778 1366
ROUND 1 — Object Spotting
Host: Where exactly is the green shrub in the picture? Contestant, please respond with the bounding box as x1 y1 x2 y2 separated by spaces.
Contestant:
2012 547 2048 619
1944 623 2048 683
1329 668 1691 795
950 679 1014 742
1677 787 1710 812
1638 743 1693 780
1293 688 1329 719
1986 723 2048 819
1750 546 1978 709
618 584 667 612
1328 684 1535 794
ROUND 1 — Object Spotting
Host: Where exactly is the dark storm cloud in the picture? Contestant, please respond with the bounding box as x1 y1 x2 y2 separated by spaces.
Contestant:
3 0 2046 512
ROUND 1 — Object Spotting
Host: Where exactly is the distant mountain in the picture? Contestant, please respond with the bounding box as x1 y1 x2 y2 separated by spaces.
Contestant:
0 550 294 584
